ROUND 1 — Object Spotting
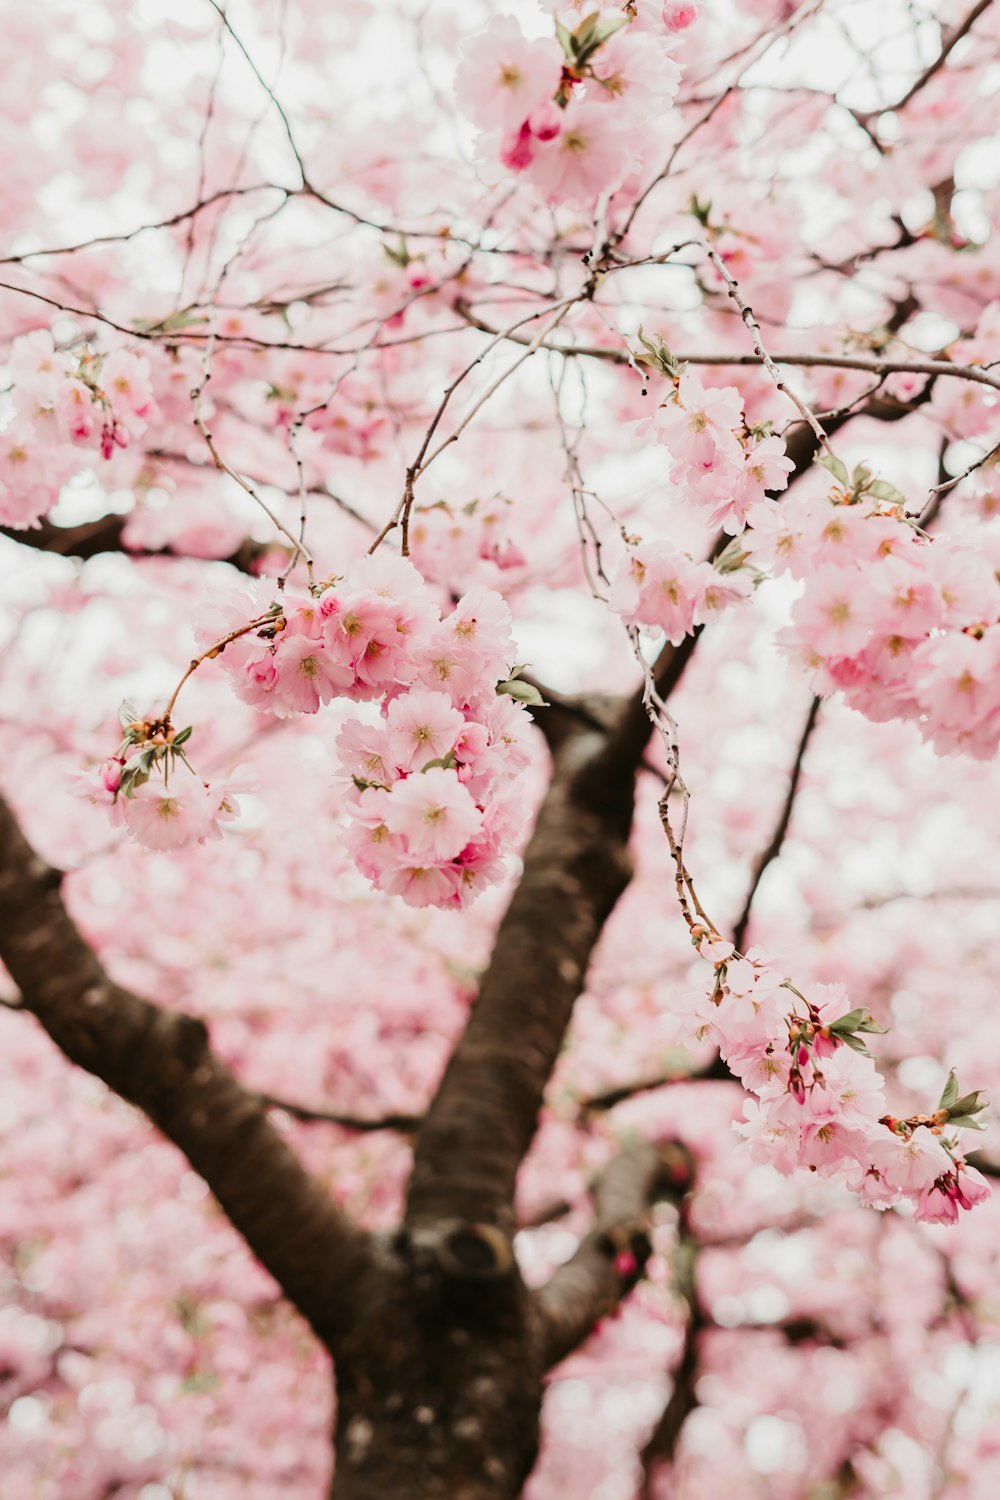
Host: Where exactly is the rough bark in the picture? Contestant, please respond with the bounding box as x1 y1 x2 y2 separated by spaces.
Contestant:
405 716 640 1233
0 795 370 1349
330 1236 544 1500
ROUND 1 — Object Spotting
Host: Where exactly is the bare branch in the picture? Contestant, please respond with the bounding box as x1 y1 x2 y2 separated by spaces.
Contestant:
856 0 994 124
732 696 822 951
455 302 1000 392
535 1142 695 1369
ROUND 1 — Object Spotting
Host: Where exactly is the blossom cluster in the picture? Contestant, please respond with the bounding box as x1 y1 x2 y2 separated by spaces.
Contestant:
677 933 991 1224
76 712 246 852
609 535 753 643
407 496 527 591
749 478 1000 758
0 330 155 528
85 556 536 909
455 6 687 205
635 367 796 534
629 354 1000 757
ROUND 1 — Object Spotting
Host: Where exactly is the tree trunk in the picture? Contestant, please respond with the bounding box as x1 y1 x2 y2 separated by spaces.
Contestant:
329 1234 544 1500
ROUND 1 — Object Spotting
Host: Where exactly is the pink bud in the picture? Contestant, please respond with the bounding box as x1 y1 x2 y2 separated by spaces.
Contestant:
797 1044 809 1068
662 1 698 30
789 1072 806 1105
100 758 124 793
528 102 563 143
500 122 536 172
614 1249 638 1277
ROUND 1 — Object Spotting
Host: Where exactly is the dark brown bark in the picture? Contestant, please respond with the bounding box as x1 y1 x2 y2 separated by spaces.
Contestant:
330 1236 545 1500
535 1142 695 1369
0 513 262 571
0 795 370 1349
405 719 639 1233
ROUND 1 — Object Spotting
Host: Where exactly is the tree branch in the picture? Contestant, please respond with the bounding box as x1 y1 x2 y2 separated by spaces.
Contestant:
0 514 264 573
535 1141 695 1369
732 695 821 951
455 301 1000 391
640 1230 704 1497
258 1091 420 1133
405 721 638 1233
0 794 370 1350
856 0 994 124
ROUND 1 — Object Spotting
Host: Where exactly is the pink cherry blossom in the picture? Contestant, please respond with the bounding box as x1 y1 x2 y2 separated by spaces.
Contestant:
383 766 482 861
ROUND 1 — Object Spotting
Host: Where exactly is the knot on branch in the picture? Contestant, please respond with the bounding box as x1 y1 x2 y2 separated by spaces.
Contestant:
402 1220 516 1283
174 1013 210 1068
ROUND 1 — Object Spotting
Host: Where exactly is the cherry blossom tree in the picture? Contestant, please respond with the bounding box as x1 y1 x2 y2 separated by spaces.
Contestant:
2 0 1000 1496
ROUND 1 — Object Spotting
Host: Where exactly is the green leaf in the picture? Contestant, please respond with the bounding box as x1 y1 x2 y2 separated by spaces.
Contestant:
633 325 685 379
496 678 548 708
573 10 628 64
134 309 206 335
383 235 410 268
838 1033 872 1055
715 537 751 575
171 725 193 748
950 1089 988 1118
816 453 849 487
938 1070 960 1112
855 1015 890 1035
867 479 908 506
420 750 458 773
118 764 150 800
947 1113 988 1131
555 18 574 58
828 1007 868 1034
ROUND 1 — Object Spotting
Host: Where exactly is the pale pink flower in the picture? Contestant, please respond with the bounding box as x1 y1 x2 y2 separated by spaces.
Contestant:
610 541 714 644
727 435 795 531
443 587 513 677
589 31 681 117
0 422 71 527
336 718 395 787
736 1096 801 1176
118 778 219 851
381 861 462 909
790 567 873 658
869 556 942 636
455 17 564 133
866 1125 953 1196
341 787 404 880
524 98 636 206
383 767 482 862
99 349 156 436
912 632 999 728
386 689 465 773
8 329 73 413
273 636 353 716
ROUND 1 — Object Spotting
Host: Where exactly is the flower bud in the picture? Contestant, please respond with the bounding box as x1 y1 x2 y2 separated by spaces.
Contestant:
528 101 563 142
662 1 699 30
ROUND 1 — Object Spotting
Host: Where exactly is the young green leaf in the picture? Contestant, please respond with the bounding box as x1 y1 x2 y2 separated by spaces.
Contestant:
496 678 548 707
816 453 850 488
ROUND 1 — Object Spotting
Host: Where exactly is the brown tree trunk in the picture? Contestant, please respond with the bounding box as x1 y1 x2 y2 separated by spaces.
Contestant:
328 1236 543 1500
